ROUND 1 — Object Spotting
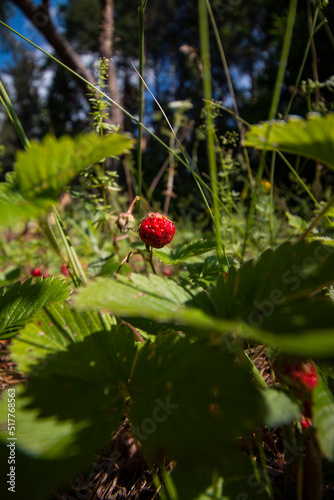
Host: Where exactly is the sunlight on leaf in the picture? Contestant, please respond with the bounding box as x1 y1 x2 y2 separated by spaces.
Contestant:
0 277 70 339
0 132 134 228
244 113 334 170
313 377 334 460
154 239 217 265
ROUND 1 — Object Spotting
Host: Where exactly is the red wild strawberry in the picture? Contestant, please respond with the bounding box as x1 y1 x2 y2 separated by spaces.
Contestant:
139 212 175 249
301 416 312 430
273 357 319 394
31 267 43 277
60 263 70 277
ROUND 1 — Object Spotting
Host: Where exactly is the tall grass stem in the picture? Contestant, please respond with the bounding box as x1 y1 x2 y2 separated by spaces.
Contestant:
137 0 147 198
198 0 225 264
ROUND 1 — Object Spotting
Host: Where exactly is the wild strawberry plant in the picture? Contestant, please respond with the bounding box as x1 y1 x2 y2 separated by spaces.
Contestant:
0 1 334 499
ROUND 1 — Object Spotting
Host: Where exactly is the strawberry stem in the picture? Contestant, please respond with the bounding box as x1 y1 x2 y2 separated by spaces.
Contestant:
115 247 156 276
127 195 150 215
148 247 157 274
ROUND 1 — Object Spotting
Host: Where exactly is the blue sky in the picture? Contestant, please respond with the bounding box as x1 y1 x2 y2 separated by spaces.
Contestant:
0 1 66 70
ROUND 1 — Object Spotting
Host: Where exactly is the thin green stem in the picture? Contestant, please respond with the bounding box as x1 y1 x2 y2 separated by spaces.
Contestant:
148 247 157 274
296 423 304 500
52 207 87 286
284 4 320 117
133 65 243 240
256 433 274 498
137 0 147 197
242 351 268 390
0 79 30 150
299 192 334 240
198 0 224 264
277 151 321 208
205 0 253 186
268 0 298 120
241 0 298 261
241 153 266 263
282 424 296 500
269 152 276 247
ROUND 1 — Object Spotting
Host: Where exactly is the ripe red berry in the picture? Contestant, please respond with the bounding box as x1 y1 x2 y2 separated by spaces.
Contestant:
301 416 312 430
274 357 319 394
60 263 70 277
138 212 175 249
31 267 43 277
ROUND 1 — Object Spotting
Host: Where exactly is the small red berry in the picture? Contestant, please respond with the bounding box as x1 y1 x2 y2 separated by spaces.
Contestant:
60 263 70 276
301 416 312 430
31 267 43 277
138 212 175 249
274 357 319 394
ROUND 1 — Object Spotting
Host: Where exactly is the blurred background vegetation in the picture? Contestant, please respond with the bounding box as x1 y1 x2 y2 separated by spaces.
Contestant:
0 0 334 275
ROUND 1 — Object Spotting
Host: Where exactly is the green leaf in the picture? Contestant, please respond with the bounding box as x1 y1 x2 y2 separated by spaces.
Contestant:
0 132 134 227
0 277 70 339
0 323 137 499
227 240 334 319
74 241 334 356
261 388 301 427
0 381 119 499
16 133 134 200
10 303 110 373
0 386 86 459
21 325 136 421
154 239 217 265
313 377 334 460
0 184 47 226
129 335 265 471
286 212 308 232
186 255 226 290
244 113 334 170
73 273 196 319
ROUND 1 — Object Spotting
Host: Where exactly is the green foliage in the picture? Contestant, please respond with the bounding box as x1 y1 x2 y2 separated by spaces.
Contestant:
261 388 301 427
0 386 104 500
313 377 334 460
129 335 267 496
74 273 196 319
153 238 218 265
0 277 70 339
9 303 112 372
1 0 334 497
74 241 334 356
0 321 137 499
245 113 334 170
0 132 134 228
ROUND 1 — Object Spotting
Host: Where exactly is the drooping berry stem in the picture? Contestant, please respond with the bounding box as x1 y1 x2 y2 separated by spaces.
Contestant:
127 196 150 215
148 247 157 274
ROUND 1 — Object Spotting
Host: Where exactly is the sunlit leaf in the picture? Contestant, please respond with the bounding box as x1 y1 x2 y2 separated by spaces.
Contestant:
244 113 334 170
313 377 334 460
154 239 217 265
10 303 109 372
0 132 134 228
15 133 134 200
73 273 197 319
0 277 70 339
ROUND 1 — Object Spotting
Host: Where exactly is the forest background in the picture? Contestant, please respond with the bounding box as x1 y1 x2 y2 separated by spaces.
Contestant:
1 0 333 215
1 1 334 499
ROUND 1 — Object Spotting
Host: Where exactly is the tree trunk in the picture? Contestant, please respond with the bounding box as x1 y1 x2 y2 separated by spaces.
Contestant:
11 0 96 98
99 0 124 128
